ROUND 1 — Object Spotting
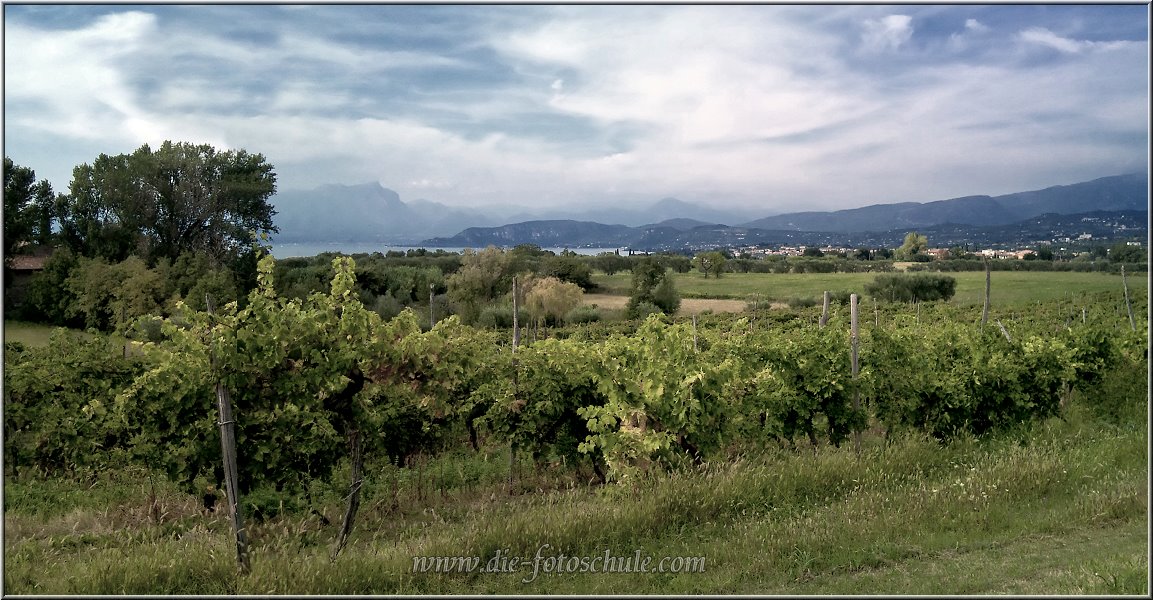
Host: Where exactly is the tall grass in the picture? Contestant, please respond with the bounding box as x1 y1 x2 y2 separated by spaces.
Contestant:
4 387 1146 594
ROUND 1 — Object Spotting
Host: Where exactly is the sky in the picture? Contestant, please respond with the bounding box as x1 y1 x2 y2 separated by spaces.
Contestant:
3 4 1149 216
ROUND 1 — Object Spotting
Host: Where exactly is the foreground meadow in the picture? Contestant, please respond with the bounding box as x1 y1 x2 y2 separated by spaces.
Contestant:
3 391 1146 594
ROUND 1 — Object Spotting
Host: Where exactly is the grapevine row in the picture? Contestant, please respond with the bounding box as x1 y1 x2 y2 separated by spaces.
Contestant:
4 256 1140 492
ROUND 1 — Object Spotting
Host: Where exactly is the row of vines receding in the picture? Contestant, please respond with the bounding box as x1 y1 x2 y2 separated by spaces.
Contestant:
4 255 1145 498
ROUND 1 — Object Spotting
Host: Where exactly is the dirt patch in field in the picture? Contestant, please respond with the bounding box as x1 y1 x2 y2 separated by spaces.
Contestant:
583 294 755 315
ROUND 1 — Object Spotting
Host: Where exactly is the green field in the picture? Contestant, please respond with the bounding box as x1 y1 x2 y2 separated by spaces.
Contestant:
2 321 60 347
594 270 1149 307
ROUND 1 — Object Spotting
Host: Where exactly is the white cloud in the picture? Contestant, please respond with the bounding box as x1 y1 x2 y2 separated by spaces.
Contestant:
5 12 158 144
965 19 989 33
948 18 992 52
861 14 914 53
1018 27 1136 54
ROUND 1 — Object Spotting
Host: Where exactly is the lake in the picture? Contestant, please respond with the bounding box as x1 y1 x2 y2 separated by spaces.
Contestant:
269 242 625 258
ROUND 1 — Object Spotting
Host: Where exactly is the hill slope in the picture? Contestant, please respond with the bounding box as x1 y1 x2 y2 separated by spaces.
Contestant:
741 173 1147 232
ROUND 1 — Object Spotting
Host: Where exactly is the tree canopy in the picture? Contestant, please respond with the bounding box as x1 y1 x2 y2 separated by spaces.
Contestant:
55 141 278 266
4 157 56 267
895 232 928 260
626 257 680 317
692 251 728 278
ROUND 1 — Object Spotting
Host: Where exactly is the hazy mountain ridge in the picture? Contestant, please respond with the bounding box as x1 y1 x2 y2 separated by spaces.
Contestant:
271 184 748 243
272 172 1147 246
424 210 1147 251
740 173 1147 232
273 183 517 243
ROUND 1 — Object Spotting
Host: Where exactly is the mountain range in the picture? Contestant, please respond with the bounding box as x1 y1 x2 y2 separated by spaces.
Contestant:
741 172 1148 232
270 172 1148 248
271 185 757 243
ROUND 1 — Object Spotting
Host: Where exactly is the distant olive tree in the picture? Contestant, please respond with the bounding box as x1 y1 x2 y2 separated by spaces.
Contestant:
692 251 727 278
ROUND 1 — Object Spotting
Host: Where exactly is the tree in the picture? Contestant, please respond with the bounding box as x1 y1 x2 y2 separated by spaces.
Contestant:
1036 246 1055 261
1109 242 1146 263
692 251 727 278
626 257 680 317
446 246 515 323
4 157 56 267
895 232 928 260
592 252 631 276
55 141 277 266
802 246 824 258
658 254 693 274
540 254 594 290
523 276 584 328
948 246 973 260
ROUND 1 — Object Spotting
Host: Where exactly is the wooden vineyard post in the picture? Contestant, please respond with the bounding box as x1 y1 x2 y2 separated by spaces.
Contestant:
512 276 520 351
850 293 861 457
509 277 519 494
332 427 363 561
1122 265 1136 332
996 319 1012 342
205 294 250 574
692 313 699 352
819 291 830 328
981 258 991 326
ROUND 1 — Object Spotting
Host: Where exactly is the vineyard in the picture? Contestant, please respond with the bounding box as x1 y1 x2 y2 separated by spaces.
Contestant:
3 255 1148 594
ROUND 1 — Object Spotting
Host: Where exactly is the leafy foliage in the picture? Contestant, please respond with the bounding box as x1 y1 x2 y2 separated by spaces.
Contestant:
626 257 681 318
56 141 277 266
4 332 146 477
865 273 957 303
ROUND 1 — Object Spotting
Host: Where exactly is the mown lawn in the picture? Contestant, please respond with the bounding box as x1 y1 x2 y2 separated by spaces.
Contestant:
2 320 60 347
593 270 1148 307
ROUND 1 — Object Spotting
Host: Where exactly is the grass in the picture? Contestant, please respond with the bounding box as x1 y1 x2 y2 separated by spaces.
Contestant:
2 320 60 347
3 390 1147 594
3 320 140 351
582 293 752 316
593 270 1149 308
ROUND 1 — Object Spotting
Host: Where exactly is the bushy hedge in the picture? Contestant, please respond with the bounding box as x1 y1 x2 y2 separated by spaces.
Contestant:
865 273 956 303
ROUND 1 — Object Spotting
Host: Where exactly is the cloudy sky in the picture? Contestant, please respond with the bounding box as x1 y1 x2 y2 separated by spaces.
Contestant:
4 4 1148 215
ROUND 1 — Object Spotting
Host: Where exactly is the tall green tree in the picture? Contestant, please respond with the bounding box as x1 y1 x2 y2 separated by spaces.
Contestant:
446 246 516 323
55 141 277 266
626 256 680 317
1109 241 1146 263
4 157 56 267
895 232 928 260
540 254 594 290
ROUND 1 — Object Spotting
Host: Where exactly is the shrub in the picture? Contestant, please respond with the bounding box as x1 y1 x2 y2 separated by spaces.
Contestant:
787 296 819 309
565 305 601 324
865 273 956 303
630 301 664 319
372 293 404 321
